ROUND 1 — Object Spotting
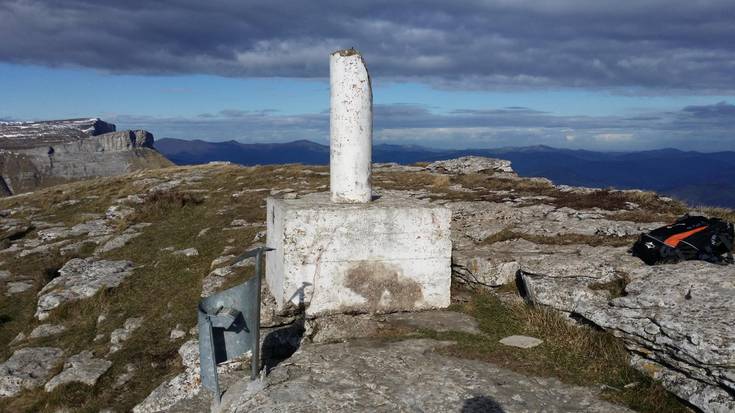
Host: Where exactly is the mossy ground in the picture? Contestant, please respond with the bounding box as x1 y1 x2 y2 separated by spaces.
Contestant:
0 164 714 412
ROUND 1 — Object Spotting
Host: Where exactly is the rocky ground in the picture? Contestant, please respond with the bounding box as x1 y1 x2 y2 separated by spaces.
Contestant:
0 157 732 412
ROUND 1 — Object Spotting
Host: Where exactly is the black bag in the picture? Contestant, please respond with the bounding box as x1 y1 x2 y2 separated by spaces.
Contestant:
631 215 734 265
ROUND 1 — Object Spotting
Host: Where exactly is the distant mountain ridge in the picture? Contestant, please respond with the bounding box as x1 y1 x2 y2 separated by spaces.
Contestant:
156 138 735 208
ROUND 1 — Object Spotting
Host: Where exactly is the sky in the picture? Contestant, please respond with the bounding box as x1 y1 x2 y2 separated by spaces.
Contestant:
1 0 734 151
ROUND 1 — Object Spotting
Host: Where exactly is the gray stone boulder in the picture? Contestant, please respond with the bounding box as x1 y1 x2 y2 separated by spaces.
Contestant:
36 258 134 320
0 347 64 397
95 230 141 254
29 324 67 339
453 247 521 287
44 351 112 392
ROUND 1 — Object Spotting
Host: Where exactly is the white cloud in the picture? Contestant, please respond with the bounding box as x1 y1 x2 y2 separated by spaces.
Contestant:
595 133 634 142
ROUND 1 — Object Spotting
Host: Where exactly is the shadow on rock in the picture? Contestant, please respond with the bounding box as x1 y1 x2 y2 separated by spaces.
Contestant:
261 320 305 372
462 396 505 413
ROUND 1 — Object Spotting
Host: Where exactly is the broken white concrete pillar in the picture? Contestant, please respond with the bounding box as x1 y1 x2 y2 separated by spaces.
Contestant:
329 49 372 203
265 50 452 318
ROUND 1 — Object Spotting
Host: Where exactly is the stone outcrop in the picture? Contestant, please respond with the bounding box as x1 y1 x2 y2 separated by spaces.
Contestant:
519 261 735 413
29 324 67 339
217 339 633 412
0 347 64 397
442 181 734 412
36 258 135 320
427 156 514 176
44 351 112 392
0 118 171 196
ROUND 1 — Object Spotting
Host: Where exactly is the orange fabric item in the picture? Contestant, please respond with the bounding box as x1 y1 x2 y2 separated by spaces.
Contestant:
664 226 708 247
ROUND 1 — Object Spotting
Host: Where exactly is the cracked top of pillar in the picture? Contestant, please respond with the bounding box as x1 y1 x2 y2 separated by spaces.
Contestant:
332 48 360 57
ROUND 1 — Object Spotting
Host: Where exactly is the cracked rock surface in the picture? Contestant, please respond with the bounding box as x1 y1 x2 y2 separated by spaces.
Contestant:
520 259 735 412
218 339 633 413
0 347 64 397
44 350 112 392
35 258 134 320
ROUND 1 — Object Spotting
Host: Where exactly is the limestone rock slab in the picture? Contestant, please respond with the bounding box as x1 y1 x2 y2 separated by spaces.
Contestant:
44 351 112 392
427 156 514 175
35 258 134 319
520 259 735 412
29 324 66 339
499 335 544 349
218 339 632 412
0 347 64 398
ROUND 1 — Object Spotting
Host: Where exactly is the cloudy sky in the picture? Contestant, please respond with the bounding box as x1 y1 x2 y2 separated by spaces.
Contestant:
1 0 734 151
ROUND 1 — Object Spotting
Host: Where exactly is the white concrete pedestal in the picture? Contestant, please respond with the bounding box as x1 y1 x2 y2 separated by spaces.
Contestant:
266 192 451 317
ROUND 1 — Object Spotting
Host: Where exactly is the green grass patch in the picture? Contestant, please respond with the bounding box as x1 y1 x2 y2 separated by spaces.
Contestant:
421 292 689 413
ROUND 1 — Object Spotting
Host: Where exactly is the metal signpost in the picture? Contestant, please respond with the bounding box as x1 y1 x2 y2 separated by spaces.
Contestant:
198 246 273 403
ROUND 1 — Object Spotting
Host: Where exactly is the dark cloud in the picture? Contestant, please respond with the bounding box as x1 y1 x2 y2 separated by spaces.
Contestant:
682 101 735 118
114 101 735 151
2 1 734 92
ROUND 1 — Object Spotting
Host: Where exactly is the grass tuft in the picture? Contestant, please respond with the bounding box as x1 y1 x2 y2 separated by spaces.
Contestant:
428 292 690 413
589 273 631 298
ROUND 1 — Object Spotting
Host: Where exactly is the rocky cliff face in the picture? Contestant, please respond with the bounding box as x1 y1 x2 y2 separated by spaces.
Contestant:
0 118 116 149
0 119 172 195
0 157 731 412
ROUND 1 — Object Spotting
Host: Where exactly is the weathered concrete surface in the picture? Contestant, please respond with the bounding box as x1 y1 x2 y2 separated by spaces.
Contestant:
0 347 64 397
266 191 451 317
329 49 372 203
218 339 633 413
